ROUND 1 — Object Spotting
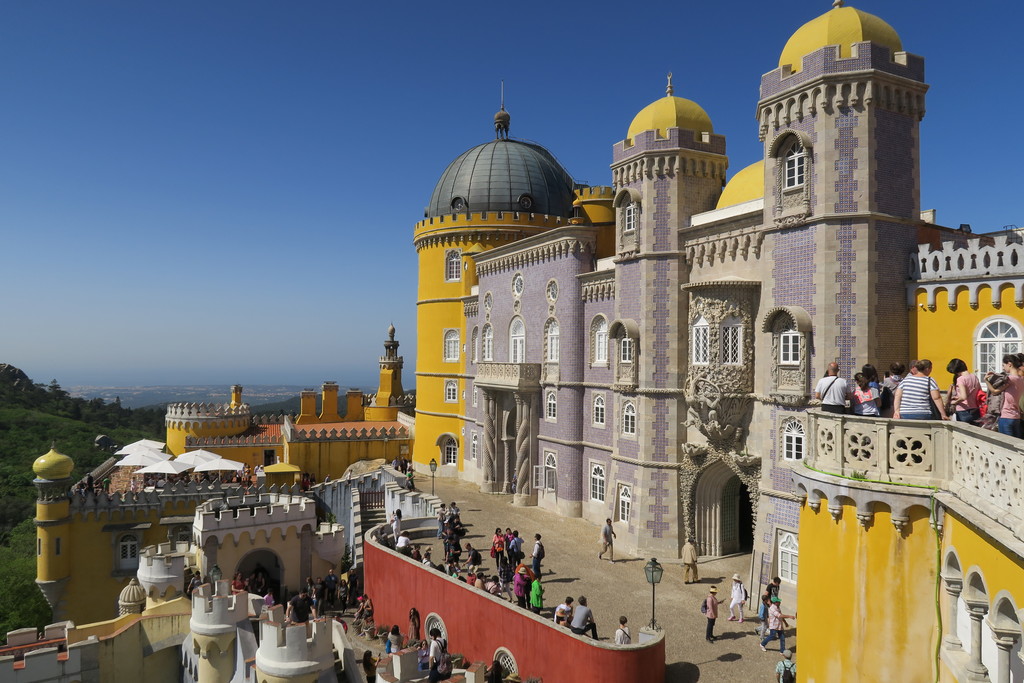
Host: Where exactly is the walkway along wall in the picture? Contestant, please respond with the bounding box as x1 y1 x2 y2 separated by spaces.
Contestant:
363 527 665 683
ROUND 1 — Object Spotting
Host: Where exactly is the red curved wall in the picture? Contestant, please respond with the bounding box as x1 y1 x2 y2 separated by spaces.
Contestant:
364 537 665 682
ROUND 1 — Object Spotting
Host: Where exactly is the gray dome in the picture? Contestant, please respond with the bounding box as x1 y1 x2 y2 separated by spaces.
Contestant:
426 140 575 219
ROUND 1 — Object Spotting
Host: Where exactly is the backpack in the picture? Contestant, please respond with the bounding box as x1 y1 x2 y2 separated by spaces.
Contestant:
700 598 708 615
879 385 894 412
536 542 545 561
436 638 453 676
780 661 796 683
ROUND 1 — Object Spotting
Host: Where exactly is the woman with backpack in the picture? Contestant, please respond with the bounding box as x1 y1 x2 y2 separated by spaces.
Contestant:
428 627 452 682
490 527 505 573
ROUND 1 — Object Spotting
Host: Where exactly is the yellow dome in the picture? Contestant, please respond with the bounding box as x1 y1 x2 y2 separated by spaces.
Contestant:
33 447 75 480
716 161 764 209
627 79 713 141
779 3 902 73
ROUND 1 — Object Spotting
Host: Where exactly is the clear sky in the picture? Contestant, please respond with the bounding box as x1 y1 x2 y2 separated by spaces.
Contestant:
2 1 1021 389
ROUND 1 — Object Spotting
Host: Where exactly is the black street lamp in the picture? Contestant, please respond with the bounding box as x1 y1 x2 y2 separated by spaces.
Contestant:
429 458 438 496
644 558 664 631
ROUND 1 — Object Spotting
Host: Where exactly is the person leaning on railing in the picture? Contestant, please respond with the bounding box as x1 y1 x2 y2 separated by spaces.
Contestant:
984 354 1024 438
893 359 949 421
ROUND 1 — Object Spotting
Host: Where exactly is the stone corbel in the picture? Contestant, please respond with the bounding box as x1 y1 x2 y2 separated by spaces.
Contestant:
856 510 873 529
828 503 843 522
891 515 910 533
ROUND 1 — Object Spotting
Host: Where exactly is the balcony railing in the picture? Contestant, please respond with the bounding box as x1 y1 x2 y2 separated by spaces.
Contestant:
474 362 542 391
804 411 1024 543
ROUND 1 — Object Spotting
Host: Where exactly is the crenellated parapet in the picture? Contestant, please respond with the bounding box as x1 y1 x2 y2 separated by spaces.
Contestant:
67 481 251 515
165 401 252 421
414 211 566 250
190 581 249 637
286 424 409 443
474 227 597 277
187 433 282 447
193 492 327 552
910 229 1024 306
137 541 192 603
255 607 334 678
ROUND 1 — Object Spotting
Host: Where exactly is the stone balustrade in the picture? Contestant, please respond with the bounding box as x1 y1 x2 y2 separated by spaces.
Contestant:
804 411 1024 543
473 362 541 391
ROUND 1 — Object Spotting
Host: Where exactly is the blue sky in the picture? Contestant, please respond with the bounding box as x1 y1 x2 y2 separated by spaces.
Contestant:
2 1 1020 389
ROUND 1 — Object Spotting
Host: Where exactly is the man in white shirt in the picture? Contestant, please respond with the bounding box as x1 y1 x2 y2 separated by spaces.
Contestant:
814 362 850 414
614 616 631 644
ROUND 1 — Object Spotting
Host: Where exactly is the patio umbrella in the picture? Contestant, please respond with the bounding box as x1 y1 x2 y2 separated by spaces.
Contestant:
174 449 221 466
136 460 195 475
193 458 246 473
115 450 165 467
115 439 167 455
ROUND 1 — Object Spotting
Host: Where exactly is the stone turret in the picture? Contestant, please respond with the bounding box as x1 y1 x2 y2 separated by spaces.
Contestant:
189 581 248 682
137 540 191 607
118 578 146 615
255 606 333 683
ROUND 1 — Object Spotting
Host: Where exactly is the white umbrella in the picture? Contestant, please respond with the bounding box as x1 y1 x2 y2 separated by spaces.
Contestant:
115 439 166 455
136 460 194 475
115 450 164 467
193 458 246 472
175 449 221 466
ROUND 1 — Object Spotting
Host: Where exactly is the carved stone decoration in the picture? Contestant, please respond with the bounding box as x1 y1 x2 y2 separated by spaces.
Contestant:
685 379 752 453
762 306 813 405
677 451 762 556
684 279 760 400
681 442 709 464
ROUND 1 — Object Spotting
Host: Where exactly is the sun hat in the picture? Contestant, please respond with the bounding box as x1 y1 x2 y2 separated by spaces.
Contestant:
782 650 793 659
732 573 742 581
709 586 718 593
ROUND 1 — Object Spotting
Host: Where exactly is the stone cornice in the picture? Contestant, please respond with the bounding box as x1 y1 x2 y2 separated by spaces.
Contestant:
474 228 597 277
578 272 615 302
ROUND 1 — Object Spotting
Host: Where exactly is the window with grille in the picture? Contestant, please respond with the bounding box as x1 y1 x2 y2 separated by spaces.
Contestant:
445 250 462 281
590 464 605 501
546 391 557 420
783 420 805 461
443 329 460 362
546 320 560 362
692 316 710 365
118 534 139 570
443 438 458 465
618 485 632 522
778 531 799 582
482 325 494 361
510 319 525 363
444 380 457 403
593 395 605 426
594 318 609 364
976 319 1022 377
622 402 637 435
471 434 478 460
784 143 806 188
721 317 742 365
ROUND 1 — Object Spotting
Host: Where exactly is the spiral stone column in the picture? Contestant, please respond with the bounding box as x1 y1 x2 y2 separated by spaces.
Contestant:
513 392 532 505
483 392 496 492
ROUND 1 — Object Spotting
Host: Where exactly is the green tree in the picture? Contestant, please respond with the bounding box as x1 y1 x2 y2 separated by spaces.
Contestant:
0 519 52 634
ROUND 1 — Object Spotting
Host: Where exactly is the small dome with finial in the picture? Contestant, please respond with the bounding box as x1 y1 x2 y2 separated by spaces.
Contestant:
33 445 74 480
627 73 714 142
118 577 147 615
779 1 902 73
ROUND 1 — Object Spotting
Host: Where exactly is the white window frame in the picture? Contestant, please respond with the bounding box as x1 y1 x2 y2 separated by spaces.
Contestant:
443 329 460 362
593 394 605 426
473 387 478 407
546 391 557 420
620 336 634 364
784 143 806 189
546 320 560 362
624 201 639 232
692 316 710 365
617 485 632 523
482 325 494 362
443 437 458 466
118 533 140 571
594 317 609 365
975 317 1022 378
590 464 606 502
471 433 478 461
721 316 742 365
445 249 462 282
509 318 526 364
622 402 637 435
544 452 557 491
779 327 801 365
782 420 805 461
778 531 799 583
444 380 458 403
471 327 479 363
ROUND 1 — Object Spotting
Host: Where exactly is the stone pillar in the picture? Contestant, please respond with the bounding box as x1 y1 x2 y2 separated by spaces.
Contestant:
990 625 1020 683
941 575 963 650
963 598 990 681
513 392 533 506
483 392 496 493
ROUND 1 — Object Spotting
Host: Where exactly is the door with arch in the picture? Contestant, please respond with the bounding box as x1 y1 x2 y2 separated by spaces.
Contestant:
694 460 754 556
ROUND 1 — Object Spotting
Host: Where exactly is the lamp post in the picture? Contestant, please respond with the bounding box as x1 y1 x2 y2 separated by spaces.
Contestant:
429 458 437 496
644 558 664 631
210 564 222 585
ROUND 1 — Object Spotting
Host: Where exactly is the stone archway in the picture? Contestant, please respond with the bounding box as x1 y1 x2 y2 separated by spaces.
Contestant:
694 459 753 557
236 548 282 600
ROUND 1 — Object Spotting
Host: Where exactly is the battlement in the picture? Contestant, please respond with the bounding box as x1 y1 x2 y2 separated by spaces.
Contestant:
138 541 191 600
165 401 252 420
913 229 1024 281
255 609 333 678
186 433 282 447
287 423 409 443
613 128 727 164
194 492 315 536
575 185 615 200
190 581 248 636
67 480 251 514
0 624 93 682
414 210 565 239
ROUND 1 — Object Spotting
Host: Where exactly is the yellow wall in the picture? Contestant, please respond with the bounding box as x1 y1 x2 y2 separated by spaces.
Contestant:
67 610 191 683
285 437 412 478
797 499 938 682
911 285 1024 378
166 417 250 455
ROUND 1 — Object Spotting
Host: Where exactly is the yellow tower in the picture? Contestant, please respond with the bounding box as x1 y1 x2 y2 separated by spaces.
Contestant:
364 324 406 421
190 581 246 683
33 445 74 621
413 107 578 470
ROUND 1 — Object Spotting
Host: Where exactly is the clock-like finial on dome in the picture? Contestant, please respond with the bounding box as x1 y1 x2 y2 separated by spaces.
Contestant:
494 80 510 140
666 72 674 96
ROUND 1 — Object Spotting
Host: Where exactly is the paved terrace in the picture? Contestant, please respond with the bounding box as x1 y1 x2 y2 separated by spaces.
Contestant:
384 476 795 683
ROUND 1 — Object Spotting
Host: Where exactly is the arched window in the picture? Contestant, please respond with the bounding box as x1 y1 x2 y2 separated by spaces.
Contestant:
617 485 632 522
593 395 605 426
545 320 560 362
509 318 526 363
471 327 479 363
590 464 606 501
544 452 557 491
443 330 460 362
118 534 139 570
692 316 710 364
546 391 557 420
445 250 462 281
620 337 634 364
444 380 458 403
482 325 494 361
976 318 1022 376
782 420 805 461
443 437 458 465
622 402 637 435
784 142 806 189
593 317 609 364
471 434 478 460
624 201 640 232
721 315 743 365
778 531 799 582
779 324 800 365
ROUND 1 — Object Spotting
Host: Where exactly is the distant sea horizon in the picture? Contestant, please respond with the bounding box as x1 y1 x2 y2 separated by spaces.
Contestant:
66 384 376 410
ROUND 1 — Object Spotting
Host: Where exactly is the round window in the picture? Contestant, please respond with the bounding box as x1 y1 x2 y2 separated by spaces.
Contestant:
512 274 524 296
424 613 448 641
494 648 518 675
451 197 467 213
518 194 534 211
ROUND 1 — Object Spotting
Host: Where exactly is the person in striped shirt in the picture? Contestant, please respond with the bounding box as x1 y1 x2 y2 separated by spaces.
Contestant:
894 359 949 421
